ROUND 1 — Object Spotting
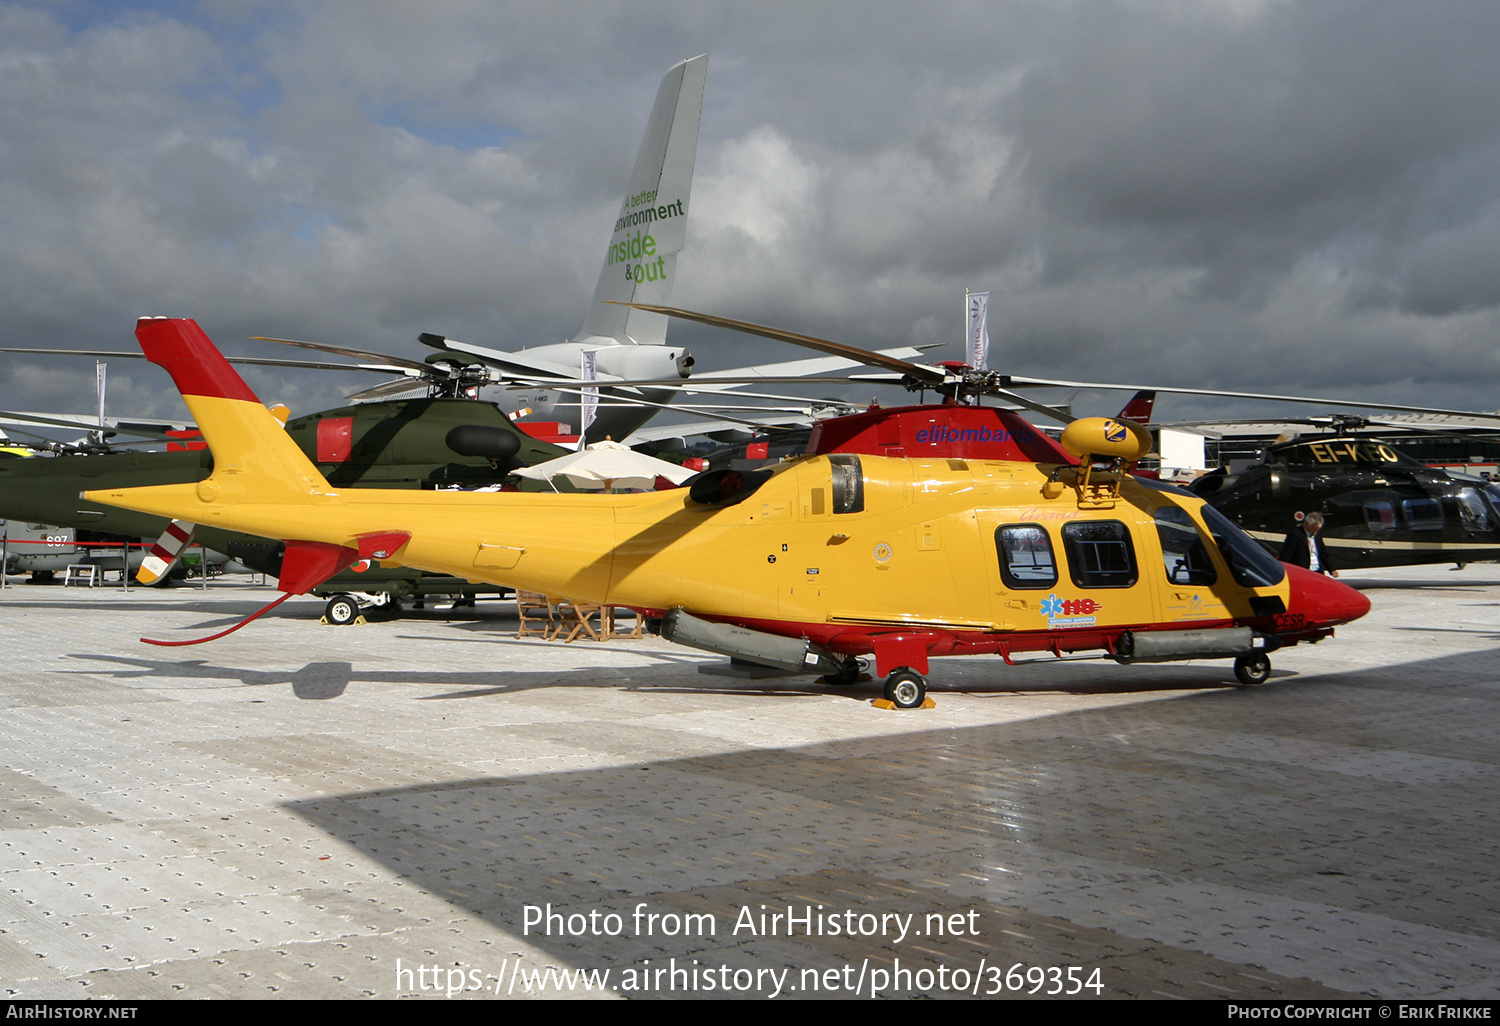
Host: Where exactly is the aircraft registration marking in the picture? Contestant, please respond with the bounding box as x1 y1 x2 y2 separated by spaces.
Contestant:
1302 441 1401 464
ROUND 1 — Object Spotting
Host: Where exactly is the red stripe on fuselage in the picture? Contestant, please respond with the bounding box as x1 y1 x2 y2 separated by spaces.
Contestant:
135 318 260 403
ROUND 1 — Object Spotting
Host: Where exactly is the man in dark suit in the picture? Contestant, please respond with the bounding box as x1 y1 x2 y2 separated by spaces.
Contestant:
1279 511 1338 577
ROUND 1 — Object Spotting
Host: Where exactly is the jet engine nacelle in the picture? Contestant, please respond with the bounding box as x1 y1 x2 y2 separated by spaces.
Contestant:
588 340 694 381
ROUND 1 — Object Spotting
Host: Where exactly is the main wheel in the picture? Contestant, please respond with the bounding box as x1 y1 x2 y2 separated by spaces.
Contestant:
325 594 360 626
1234 653 1272 687
822 657 862 687
883 668 927 709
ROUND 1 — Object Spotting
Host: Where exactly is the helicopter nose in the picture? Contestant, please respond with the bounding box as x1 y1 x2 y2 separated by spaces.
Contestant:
1281 564 1371 631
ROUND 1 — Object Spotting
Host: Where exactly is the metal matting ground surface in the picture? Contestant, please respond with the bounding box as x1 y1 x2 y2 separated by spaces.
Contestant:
0 568 1496 1000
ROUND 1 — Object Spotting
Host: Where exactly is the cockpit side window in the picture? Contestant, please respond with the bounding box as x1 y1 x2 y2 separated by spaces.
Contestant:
996 524 1058 589
827 454 864 514
1364 500 1397 533
1154 505 1217 586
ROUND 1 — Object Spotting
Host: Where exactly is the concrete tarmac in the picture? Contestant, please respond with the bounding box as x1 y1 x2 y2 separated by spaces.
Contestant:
0 567 1496 1000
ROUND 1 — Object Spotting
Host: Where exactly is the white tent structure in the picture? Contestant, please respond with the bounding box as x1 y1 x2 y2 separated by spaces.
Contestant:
513 439 696 492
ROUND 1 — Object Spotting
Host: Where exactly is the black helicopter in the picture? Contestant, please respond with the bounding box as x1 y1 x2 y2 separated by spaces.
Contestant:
1188 415 1500 570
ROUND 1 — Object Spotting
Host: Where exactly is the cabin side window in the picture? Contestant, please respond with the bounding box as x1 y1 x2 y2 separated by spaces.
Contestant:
1061 521 1138 588
1154 506 1217 586
1364 500 1397 533
995 524 1058 589
1402 497 1444 532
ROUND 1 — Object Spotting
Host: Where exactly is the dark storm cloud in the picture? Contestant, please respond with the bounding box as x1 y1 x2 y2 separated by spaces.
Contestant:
1011 3 1500 293
2 0 1500 430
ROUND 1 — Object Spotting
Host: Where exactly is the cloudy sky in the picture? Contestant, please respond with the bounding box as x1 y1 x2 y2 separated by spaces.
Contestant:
4 0 1500 433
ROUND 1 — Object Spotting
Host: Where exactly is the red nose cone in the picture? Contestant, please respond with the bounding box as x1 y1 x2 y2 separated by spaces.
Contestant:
1281 564 1371 631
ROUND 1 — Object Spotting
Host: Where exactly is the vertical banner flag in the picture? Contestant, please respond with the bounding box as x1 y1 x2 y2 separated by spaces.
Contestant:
96 360 107 429
580 350 599 432
966 291 991 371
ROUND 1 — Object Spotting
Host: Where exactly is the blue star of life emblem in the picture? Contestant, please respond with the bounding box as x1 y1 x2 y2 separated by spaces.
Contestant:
1041 594 1064 618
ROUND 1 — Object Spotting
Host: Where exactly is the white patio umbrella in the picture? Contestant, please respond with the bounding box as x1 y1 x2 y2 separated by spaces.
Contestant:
512 439 696 492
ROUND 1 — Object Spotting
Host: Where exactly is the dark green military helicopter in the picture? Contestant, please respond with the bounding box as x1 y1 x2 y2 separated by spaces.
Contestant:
0 391 571 617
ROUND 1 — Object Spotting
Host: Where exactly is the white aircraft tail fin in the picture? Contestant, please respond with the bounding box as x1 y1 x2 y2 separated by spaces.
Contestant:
575 54 707 348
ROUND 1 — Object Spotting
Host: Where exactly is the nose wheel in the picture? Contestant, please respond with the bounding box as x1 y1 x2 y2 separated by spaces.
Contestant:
883 668 928 709
1234 653 1272 687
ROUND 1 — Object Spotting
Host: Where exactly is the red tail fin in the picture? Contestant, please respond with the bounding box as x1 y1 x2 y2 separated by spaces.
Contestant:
1116 390 1156 424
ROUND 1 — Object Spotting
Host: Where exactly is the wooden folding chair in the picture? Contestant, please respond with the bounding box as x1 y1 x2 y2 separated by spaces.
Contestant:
515 590 555 639
554 599 603 642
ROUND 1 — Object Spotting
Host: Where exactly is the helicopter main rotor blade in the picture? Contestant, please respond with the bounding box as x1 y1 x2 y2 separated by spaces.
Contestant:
505 377 863 409
1000 375 1500 423
251 336 437 375
615 302 949 383
507 374 870 390
988 388 1078 426
537 381 806 432
0 346 397 374
0 347 144 359
0 410 190 439
614 303 1500 429
343 376 432 402
417 333 587 380
1155 416 1496 434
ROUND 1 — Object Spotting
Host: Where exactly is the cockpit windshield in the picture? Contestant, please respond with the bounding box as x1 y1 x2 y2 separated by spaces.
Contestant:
1199 504 1287 588
1483 484 1500 527
1457 487 1492 532
1134 477 1286 587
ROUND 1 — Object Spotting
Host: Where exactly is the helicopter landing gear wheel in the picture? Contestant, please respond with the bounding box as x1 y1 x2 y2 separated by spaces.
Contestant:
822 657 862 687
883 668 927 709
324 594 360 626
1234 653 1272 687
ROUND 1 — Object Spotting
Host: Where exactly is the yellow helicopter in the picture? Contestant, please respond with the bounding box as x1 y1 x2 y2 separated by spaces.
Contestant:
84 316 1371 708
